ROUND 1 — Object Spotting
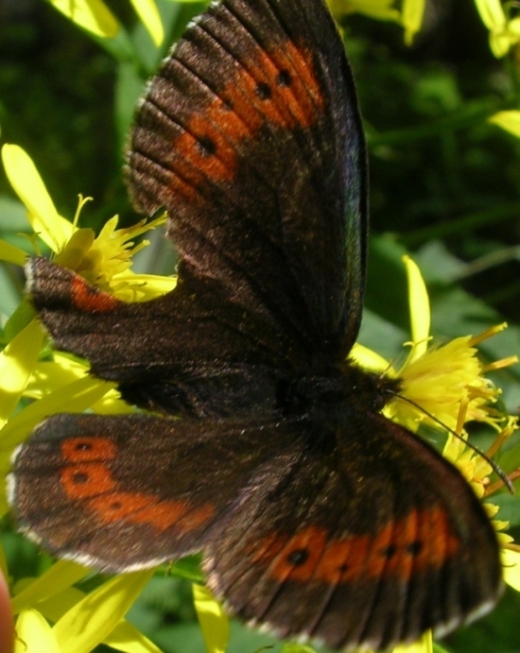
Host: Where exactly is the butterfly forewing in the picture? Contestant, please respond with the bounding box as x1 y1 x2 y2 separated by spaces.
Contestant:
128 0 367 359
11 413 302 570
27 257 301 415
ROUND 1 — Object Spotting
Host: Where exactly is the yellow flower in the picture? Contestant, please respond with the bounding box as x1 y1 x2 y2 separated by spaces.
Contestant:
10 559 158 653
1 144 175 302
387 325 515 434
355 255 520 604
354 256 518 435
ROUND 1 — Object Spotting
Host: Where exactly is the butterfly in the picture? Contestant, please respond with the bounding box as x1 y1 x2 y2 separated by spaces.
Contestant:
10 0 502 650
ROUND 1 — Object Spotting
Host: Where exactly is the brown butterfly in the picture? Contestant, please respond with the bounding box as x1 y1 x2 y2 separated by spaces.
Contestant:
10 0 502 650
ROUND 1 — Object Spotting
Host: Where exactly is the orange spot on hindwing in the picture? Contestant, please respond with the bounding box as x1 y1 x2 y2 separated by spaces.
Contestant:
86 492 158 523
269 527 327 582
62 437 117 462
250 507 461 584
60 463 116 499
59 437 214 534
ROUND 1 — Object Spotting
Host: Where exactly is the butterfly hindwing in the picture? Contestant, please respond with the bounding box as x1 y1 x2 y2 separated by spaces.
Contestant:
11 402 501 645
205 411 501 651
10 412 304 570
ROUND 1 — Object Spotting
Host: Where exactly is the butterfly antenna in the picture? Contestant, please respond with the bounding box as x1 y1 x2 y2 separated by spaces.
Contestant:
393 393 515 494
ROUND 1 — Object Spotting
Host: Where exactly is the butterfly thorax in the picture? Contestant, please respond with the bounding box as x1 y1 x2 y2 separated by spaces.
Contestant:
277 362 402 416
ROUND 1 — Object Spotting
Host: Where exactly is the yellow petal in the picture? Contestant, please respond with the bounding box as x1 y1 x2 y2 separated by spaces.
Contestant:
498 534 515 547
351 343 392 373
489 110 520 138
1 144 74 253
26 358 92 398
36 585 162 653
53 570 155 653
193 584 230 653
502 549 520 591
403 255 430 359
507 16 520 35
489 31 514 57
103 620 164 653
11 561 90 614
474 0 506 30
402 0 426 45
26 355 130 414
0 239 26 266
112 273 177 301
393 630 432 653
0 375 114 453
0 319 43 428
15 609 60 653
49 0 119 37
129 0 164 45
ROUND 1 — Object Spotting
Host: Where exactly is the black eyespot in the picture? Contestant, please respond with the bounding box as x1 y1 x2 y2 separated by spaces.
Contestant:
381 544 397 559
287 548 309 566
256 82 272 100
406 540 423 556
198 136 216 156
75 442 92 451
71 472 89 484
277 70 291 87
